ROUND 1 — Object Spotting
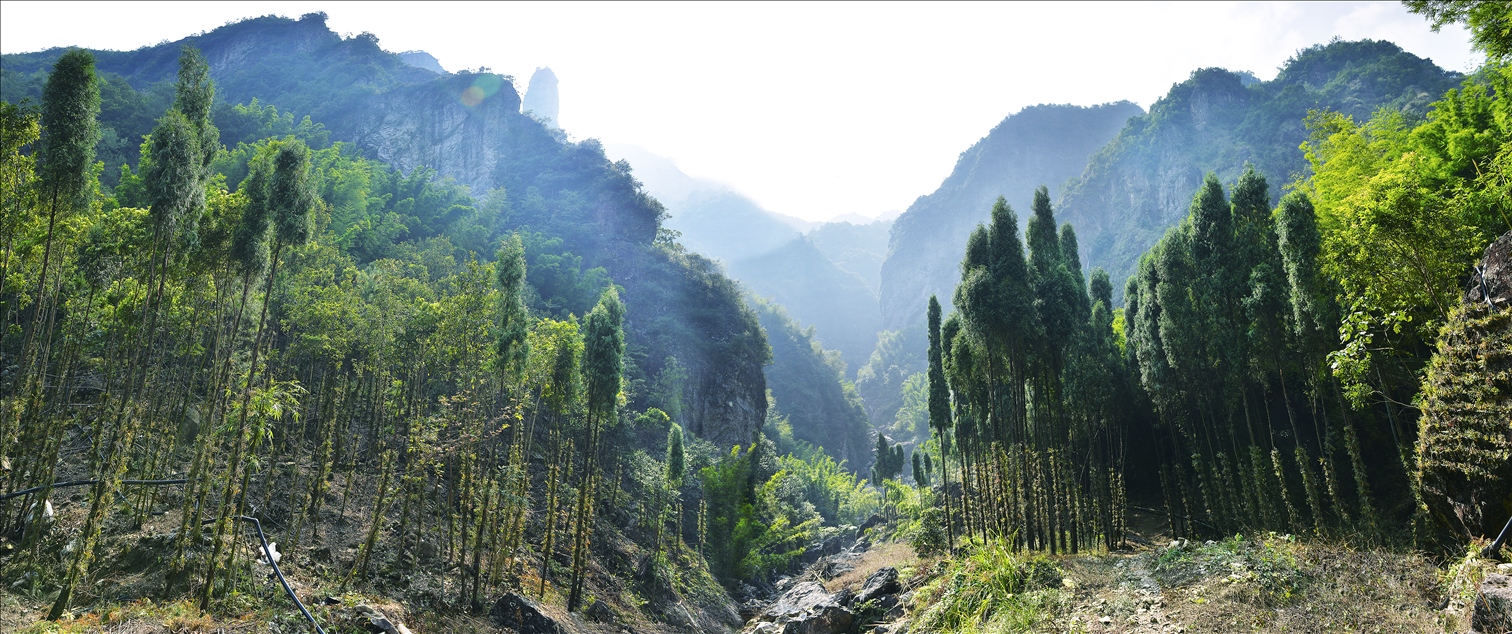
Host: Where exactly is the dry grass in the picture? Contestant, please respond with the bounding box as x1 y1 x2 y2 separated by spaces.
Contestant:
1056 536 1452 633
824 541 917 593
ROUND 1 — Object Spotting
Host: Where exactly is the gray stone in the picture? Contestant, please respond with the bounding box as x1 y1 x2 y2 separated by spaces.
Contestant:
585 599 615 624
757 581 854 634
1468 231 1512 307
492 592 563 634
853 567 901 605
1475 573 1512 634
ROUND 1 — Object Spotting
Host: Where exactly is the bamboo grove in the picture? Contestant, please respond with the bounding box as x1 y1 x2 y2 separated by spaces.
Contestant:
926 188 1132 555
926 139 1509 552
0 46 739 619
1123 172 1377 540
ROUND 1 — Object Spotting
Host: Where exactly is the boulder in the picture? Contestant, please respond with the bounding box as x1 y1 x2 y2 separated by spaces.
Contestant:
584 599 615 624
1467 230 1512 307
1475 574 1512 634
757 581 855 634
492 592 563 634
853 567 901 605
352 604 413 634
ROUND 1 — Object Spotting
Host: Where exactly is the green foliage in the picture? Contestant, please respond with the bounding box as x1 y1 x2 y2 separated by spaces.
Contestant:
911 540 1065 633
666 424 685 486
698 445 816 586
870 432 907 485
752 297 875 469
1406 1 1512 61
581 288 625 420
1302 66 1512 405
37 49 100 209
855 327 925 431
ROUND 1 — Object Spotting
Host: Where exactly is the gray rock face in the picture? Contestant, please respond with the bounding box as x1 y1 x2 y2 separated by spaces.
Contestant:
1474 573 1512 634
492 592 564 634
754 581 855 634
853 566 900 605
348 72 522 196
1468 231 1512 307
523 67 561 128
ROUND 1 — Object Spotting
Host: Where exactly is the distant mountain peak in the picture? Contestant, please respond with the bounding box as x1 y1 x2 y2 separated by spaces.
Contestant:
523 67 560 128
398 50 446 74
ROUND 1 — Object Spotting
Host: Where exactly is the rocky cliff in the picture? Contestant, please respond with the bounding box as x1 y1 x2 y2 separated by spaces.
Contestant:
1057 39 1461 302
878 101 1142 332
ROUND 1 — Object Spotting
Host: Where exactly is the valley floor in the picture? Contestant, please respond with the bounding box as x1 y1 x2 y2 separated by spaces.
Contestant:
745 510 1499 634
3 504 1504 633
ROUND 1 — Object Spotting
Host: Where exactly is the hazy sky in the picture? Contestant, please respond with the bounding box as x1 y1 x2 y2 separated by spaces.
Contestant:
1 2 1480 221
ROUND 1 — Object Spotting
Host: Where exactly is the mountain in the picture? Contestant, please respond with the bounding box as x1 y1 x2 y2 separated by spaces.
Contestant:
521 66 560 127
671 190 801 261
397 50 445 74
878 101 1143 331
1 12 768 452
1058 39 1464 300
610 145 885 373
753 299 875 470
730 238 882 374
807 219 892 294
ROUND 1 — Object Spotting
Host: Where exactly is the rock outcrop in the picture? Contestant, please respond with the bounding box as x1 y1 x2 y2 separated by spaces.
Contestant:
1474 573 1512 634
1416 231 1512 540
492 593 565 634
522 67 560 128
751 582 854 634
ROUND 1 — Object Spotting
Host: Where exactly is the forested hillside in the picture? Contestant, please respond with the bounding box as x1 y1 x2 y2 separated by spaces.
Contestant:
879 101 1142 333
1059 39 1464 300
0 14 872 633
1 11 771 452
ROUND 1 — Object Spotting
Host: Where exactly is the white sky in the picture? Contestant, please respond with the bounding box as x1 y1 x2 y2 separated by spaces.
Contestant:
0 1 1479 221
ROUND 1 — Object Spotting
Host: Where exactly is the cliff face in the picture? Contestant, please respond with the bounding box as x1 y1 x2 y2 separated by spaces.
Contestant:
1 14 769 449
1057 40 1461 302
345 72 523 194
878 101 1142 331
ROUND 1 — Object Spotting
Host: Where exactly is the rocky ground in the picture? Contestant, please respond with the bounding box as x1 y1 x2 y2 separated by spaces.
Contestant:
739 511 1512 634
6 501 1511 633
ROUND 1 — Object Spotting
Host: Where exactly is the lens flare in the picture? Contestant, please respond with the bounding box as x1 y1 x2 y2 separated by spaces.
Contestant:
460 74 504 108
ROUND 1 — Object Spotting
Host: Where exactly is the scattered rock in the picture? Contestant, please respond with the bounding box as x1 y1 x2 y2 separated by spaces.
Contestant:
858 514 884 533
852 567 900 605
755 581 854 634
352 604 413 634
585 599 615 624
492 592 564 634
1474 574 1512 634
817 558 854 580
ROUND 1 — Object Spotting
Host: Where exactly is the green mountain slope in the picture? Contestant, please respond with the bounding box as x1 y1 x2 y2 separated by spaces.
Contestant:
752 299 875 470
878 101 1143 331
731 237 883 374
1058 39 1463 300
1 12 769 451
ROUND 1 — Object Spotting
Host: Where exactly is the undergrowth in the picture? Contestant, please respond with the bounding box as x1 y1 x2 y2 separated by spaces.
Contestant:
909 539 1067 633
